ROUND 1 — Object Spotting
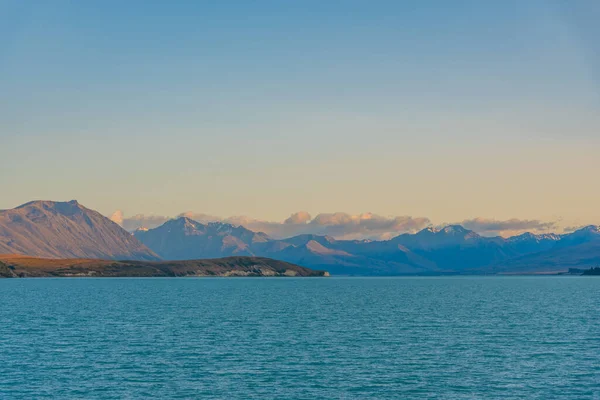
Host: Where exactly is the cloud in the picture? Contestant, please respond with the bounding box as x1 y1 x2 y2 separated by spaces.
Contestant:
303 213 431 240
110 211 170 231
109 209 431 239
109 208 569 240
109 210 123 226
221 212 430 240
284 211 311 225
109 209 564 240
177 212 222 223
459 217 558 237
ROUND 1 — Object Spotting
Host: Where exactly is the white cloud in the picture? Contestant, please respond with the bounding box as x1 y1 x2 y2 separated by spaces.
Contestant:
284 211 311 225
109 210 431 239
110 209 560 240
109 210 123 226
109 211 170 231
459 217 558 237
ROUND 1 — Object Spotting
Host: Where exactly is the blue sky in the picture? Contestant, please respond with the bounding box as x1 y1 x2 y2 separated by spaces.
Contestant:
1 0 599 236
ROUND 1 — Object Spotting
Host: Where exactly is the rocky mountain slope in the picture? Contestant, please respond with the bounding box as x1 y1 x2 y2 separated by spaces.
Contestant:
0 201 159 260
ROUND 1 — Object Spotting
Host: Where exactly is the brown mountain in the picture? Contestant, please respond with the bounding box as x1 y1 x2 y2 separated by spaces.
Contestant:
0 254 328 278
0 200 159 260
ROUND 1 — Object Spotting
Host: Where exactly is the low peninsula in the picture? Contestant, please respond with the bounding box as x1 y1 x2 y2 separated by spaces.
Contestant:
0 254 329 278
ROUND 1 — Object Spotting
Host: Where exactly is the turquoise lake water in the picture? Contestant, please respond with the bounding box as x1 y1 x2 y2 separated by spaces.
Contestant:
1 277 599 399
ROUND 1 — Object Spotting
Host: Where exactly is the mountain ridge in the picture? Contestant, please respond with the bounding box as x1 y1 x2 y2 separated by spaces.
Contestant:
0 200 159 260
2 200 598 275
135 217 600 275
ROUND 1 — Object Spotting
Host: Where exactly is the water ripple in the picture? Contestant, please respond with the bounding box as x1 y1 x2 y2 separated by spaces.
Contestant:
0 277 599 399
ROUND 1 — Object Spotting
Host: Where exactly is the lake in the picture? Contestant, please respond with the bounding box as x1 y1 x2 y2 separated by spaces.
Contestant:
1 277 599 399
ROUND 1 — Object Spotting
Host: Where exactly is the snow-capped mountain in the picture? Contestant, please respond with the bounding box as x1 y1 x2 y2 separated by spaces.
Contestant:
134 218 600 275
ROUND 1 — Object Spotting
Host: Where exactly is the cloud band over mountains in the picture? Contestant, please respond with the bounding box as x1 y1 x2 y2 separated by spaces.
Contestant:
222 213 432 240
110 210 561 239
459 218 558 237
112 211 431 239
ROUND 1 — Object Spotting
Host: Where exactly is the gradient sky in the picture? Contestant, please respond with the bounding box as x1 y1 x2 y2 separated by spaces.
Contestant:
1 0 599 235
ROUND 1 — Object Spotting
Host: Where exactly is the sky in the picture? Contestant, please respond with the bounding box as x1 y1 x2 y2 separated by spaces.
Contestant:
1 0 599 238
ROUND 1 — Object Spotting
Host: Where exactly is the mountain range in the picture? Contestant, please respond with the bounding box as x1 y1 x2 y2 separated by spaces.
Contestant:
1 200 599 275
134 217 600 275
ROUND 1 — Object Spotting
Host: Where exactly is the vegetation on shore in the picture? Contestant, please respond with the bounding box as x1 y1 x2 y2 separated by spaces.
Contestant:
582 267 600 276
0 261 15 278
0 254 329 278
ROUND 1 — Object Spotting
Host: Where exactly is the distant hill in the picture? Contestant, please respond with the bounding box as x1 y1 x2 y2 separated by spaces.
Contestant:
135 218 600 275
0 200 159 260
390 226 514 271
0 254 328 278
485 234 600 274
582 267 600 276
133 217 269 260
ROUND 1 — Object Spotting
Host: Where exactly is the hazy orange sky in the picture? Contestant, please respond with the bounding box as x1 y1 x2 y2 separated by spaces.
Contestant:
1 1 599 238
